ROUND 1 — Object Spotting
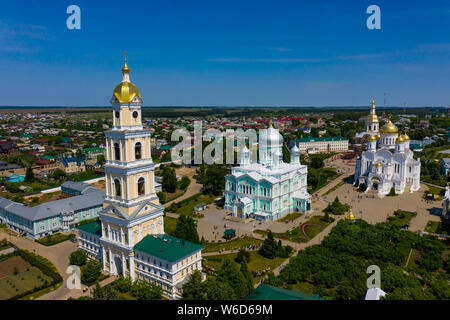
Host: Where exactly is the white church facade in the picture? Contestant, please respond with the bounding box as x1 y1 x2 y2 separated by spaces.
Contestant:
354 108 421 196
224 124 311 221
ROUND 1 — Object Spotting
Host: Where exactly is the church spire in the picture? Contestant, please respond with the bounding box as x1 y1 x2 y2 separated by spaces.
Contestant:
122 50 130 82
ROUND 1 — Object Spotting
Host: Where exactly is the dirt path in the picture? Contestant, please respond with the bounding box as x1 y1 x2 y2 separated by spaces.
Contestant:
163 167 203 208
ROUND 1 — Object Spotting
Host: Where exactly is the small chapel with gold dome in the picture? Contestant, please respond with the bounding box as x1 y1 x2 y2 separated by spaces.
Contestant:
354 102 421 196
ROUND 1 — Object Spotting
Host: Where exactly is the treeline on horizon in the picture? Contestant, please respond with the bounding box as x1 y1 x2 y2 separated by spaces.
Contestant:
0 106 446 119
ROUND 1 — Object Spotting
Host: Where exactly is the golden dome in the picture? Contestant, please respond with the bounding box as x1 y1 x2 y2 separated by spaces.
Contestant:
345 213 355 221
366 114 379 123
112 51 142 103
376 162 382 167
376 133 381 139
113 82 142 103
396 135 405 143
380 115 398 134
368 135 377 142
402 132 410 141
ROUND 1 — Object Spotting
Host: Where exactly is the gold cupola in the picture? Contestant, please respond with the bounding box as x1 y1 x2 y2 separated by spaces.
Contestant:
366 99 379 123
380 114 398 134
402 131 410 141
368 134 377 142
112 51 142 103
396 135 405 143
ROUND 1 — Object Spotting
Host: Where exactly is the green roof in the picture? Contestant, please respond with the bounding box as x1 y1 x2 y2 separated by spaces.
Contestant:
224 229 236 235
246 284 324 300
295 136 347 143
159 145 173 151
77 220 102 237
82 147 106 153
41 155 55 160
134 234 203 262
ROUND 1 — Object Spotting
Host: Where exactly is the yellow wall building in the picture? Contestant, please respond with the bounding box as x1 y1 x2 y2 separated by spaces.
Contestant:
77 54 202 299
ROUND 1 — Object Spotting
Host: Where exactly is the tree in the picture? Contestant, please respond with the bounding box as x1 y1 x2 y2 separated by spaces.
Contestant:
259 231 278 259
81 260 102 286
432 170 441 181
235 249 250 264
112 276 132 293
182 270 205 300
217 259 251 299
130 280 162 300
196 164 229 195
69 249 87 266
311 156 324 169
174 215 200 244
162 166 177 193
51 169 67 180
179 176 191 190
25 166 35 182
388 187 396 197
240 261 254 295
97 154 106 166
157 191 166 203
202 277 236 300
91 282 121 300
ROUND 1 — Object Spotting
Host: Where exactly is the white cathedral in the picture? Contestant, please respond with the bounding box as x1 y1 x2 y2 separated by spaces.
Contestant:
354 100 421 196
224 123 311 221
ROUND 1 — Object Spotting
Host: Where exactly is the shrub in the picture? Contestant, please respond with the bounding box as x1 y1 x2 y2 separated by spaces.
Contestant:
69 249 88 266
235 249 250 264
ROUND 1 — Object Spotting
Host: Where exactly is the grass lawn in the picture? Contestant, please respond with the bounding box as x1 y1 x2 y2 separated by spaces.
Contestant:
35 233 76 246
203 251 286 284
203 236 263 253
277 212 303 223
164 216 177 235
0 256 53 300
424 220 449 235
322 180 345 196
160 189 186 204
424 221 440 233
168 193 216 217
422 185 445 201
28 191 62 207
0 240 12 251
308 168 338 194
386 210 417 227
255 215 332 243
287 281 317 295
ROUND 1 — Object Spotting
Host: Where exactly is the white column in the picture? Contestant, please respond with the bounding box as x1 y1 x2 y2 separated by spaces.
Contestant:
102 247 107 271
121 176 125 203
122 253 126 276
107 224 112 241
108 248 113 274
128 228 133 247
101 221 105 238
120 228 125 245
130 255 135 280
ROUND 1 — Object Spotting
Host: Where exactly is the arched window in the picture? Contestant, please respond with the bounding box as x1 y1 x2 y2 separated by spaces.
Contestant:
135 142 142 160
114 143 121 161
114 179 121 197
137 177 145 195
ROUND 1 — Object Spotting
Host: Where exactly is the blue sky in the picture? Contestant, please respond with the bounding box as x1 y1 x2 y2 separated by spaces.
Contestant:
0 0 448 107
